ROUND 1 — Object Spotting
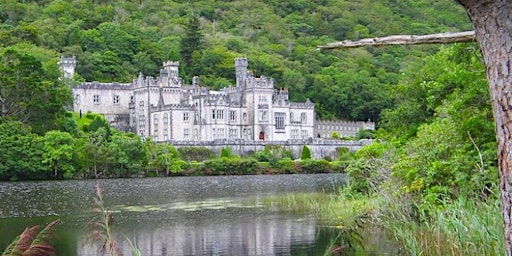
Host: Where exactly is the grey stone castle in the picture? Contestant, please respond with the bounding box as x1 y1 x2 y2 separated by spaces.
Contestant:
62 56 374 144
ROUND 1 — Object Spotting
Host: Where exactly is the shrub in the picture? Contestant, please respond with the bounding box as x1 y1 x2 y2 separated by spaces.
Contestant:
272 158 299 174
178 147 216 162
301 145 312 160
220 147 233 158
300 159 331 174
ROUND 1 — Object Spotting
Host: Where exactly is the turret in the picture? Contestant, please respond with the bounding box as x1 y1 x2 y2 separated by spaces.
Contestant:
58 56 76 79
235 57 248 87
163 61 180 78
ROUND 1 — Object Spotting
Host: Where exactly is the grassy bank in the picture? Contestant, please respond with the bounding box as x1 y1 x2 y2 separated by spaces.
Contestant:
265 190 503 255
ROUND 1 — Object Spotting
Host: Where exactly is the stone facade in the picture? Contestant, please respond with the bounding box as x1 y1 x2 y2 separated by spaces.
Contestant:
69 56 376 145
71 57 316 142
315 119 375 138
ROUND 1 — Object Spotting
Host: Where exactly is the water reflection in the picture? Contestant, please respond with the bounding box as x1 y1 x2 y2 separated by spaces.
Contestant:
0 174 345 255
80 208 318 256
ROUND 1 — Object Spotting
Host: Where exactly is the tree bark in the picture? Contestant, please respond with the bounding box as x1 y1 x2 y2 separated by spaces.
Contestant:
456 0 512 254
316 31 476 50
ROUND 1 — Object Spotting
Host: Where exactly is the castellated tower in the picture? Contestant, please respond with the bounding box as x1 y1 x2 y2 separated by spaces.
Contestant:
58 56 76 79
163 61 180 78
235 57 248 87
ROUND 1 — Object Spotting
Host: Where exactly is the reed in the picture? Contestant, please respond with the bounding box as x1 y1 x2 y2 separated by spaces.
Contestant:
265 189 503 256
85 183 124 256
382 196 503 256
264 190 381 230
2 219 60 256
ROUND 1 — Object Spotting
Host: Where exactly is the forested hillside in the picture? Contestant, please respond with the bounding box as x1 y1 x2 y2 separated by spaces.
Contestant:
0 0 472 122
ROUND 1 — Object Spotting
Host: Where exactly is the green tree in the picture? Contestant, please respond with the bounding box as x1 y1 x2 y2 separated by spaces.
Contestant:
180 15 204 77
82 127 110 178
0 122 47 180
42 130 77 179
301 145 312 160
154 144 186 176
106 131 146 177
0 47 71 134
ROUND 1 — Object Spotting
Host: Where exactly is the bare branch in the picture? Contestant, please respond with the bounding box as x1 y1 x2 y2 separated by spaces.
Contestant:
317 31 476 50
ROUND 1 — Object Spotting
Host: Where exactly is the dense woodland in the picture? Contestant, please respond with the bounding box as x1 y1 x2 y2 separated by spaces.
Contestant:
0 0 472 122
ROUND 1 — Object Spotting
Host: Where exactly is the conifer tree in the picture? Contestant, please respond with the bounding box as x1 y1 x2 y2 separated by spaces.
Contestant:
180 15 204 79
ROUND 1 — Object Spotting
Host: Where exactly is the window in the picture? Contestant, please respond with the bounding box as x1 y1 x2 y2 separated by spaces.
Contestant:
138 114 146 137
291 129 299 139
184 128 190 140
259 110 268 122
229 110 236 122
229 128 238 139
153 114 158 134
275 112 285 129
113 95 120 104
130 96 134 103
243 112 247 121
75 94 80 104
217 110 224 120
212 109 224 120
163 113 168 125
301 112 307 123
301 130 308 139
183 112 189 122
218 128 225 139
93 95 100 104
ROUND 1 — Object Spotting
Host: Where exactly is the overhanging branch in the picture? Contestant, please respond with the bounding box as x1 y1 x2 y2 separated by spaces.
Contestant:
317 31 476 50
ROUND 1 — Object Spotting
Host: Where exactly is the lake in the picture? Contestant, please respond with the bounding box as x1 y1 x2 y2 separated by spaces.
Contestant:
0 174 352 255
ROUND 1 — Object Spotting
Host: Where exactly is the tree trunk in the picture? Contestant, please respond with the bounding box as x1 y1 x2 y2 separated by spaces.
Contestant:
458 0 512 254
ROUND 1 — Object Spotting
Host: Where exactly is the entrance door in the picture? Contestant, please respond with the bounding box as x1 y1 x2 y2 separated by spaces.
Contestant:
259 131 265 140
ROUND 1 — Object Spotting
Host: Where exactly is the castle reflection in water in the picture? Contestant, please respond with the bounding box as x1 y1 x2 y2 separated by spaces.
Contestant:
79 210 317 256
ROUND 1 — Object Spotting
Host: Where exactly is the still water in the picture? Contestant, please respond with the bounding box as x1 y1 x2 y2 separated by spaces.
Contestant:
0 174 357 255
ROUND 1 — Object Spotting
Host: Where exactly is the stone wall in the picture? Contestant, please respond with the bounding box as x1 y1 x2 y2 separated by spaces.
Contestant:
168 139 372 160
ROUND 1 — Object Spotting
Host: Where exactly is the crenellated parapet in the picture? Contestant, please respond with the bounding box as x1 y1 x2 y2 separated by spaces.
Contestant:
245 75 274 89
151 103 195 111
58 56 76 79
274 88 289 101
289 99 314 109
77 81 133 90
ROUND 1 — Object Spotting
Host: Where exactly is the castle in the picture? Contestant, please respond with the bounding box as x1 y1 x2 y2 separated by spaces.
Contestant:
63 56 374 144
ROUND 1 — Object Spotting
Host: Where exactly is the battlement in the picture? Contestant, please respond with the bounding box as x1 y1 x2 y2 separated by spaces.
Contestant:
246 75 274 88
77 81 133 90
59 56 76 65
151 103 194 111
163 61 180 67
235 57 248 67
274 88 289 100
58 56 77 79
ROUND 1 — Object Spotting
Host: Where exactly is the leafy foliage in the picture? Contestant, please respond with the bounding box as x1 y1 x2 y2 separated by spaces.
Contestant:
381 44 497 206
301 145 312 160
0 47 71 134
0 0 471 122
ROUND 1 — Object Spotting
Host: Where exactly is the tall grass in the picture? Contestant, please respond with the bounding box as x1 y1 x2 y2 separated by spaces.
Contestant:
382 196 503 256
85 183 141 256
265 191 380 228
265 190 503 256
2 220 60 256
